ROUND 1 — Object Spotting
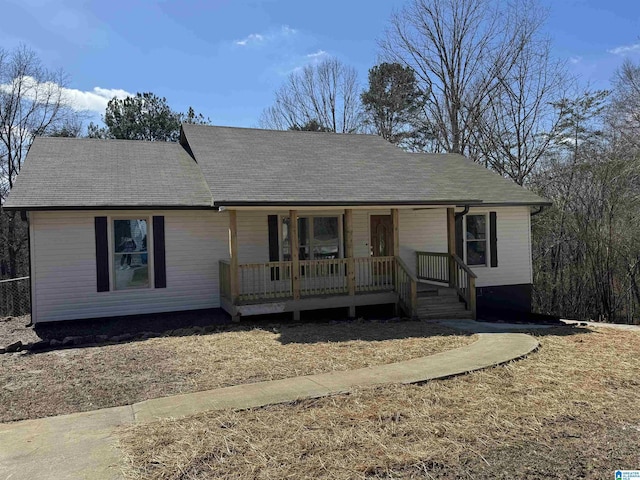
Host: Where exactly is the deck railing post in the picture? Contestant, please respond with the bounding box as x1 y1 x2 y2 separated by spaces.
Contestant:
228 210 240 322
391 208 400 257
447 208 456 287
392 208 400 294
344 209 356 317
410 277 418 319
469 275 477 320
290 210 301 320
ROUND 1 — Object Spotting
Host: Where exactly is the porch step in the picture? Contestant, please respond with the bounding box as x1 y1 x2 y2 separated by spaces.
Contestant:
416 285 473 320
417 306 469 316
420 310 474 320
417 295 465 304
416 285 458 298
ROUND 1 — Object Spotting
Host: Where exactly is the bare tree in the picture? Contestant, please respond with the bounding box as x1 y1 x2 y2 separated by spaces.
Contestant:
381 0 544 157
259 58 362 133
471 35 567 185
0 45 76 278
608 59 640 148
527 89 640 323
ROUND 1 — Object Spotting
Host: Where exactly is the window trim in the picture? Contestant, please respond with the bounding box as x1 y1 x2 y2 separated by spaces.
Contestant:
108 216 154 291
464 213 489 267
278 214 343 261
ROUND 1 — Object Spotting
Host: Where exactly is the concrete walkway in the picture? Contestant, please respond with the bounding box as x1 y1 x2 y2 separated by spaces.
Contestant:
562 319 640 331
0 330 539 480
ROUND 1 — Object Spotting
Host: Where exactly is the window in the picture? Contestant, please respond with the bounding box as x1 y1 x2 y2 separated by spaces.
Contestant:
465 214 487 266
281 216 341 261
113 219 149 290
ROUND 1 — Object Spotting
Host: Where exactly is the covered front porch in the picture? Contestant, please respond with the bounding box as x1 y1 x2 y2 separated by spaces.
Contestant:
218 208 476 321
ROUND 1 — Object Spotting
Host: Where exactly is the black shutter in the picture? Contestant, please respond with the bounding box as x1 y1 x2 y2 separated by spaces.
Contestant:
268 215 280 280
153 216 167 288
489 211 498 268
95 217 109 292
455 215 464 259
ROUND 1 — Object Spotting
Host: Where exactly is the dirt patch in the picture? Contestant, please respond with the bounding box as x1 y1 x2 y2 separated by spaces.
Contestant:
0 309 233 346
0 315 38 347
118 326 640 479
0 319 473 422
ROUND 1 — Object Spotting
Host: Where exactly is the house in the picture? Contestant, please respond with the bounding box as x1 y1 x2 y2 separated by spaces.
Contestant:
3 124 550 324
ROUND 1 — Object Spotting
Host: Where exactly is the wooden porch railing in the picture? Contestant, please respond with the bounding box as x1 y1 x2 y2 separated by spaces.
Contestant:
355 256 395 292
238 261 293 302
416 251 477 319
395 256 418 318
416 251 449 283
451 254 477 318
225 255 459 321
226 257 398 304
219 260 231 301
299 258 348 296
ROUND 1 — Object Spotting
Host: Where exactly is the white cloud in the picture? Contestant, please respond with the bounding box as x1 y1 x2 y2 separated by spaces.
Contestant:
235 33 265 46
608 43 640 56
306 50 328 59
63 86 133 112
0 76 133 113
569 56 582 64
234 25 297 47
280 25 297 36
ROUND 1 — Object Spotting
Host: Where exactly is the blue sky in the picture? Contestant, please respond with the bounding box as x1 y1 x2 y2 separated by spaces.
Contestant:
2 0 640 128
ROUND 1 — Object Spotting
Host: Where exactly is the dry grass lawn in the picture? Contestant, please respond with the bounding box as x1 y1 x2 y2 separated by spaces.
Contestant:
0 320 474 422
118 326 640 480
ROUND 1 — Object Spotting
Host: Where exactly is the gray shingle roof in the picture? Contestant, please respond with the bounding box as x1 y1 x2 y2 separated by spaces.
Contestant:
4 137 212 209
182 124 549 207
5 125 549 210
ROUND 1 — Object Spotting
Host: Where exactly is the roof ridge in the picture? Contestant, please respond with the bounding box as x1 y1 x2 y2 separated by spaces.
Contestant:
181 123 382 138
35 136 184 146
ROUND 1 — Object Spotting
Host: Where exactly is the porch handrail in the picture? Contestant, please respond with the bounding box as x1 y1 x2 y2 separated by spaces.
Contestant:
451 254 477 319
299 258 348 296
226 256 400 305
415 251 477 319
238 261 293 302
416 251 449 283
394 256 418 318
354 256 395 292
452 254 477 279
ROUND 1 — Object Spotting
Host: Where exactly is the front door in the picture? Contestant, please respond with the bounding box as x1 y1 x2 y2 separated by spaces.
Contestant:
370 215 394 257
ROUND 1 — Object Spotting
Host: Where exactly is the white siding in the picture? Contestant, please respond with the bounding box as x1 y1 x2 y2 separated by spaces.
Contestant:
231 207 533 288
398 209 448 276
233 209 448 277
467 206 532 287
30 210 229 323
354 209 448 276
29 206 533 322
237 210 270 263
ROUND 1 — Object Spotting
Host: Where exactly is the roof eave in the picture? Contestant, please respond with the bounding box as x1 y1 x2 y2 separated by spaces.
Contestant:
213 199 485 208
2 204 217 211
